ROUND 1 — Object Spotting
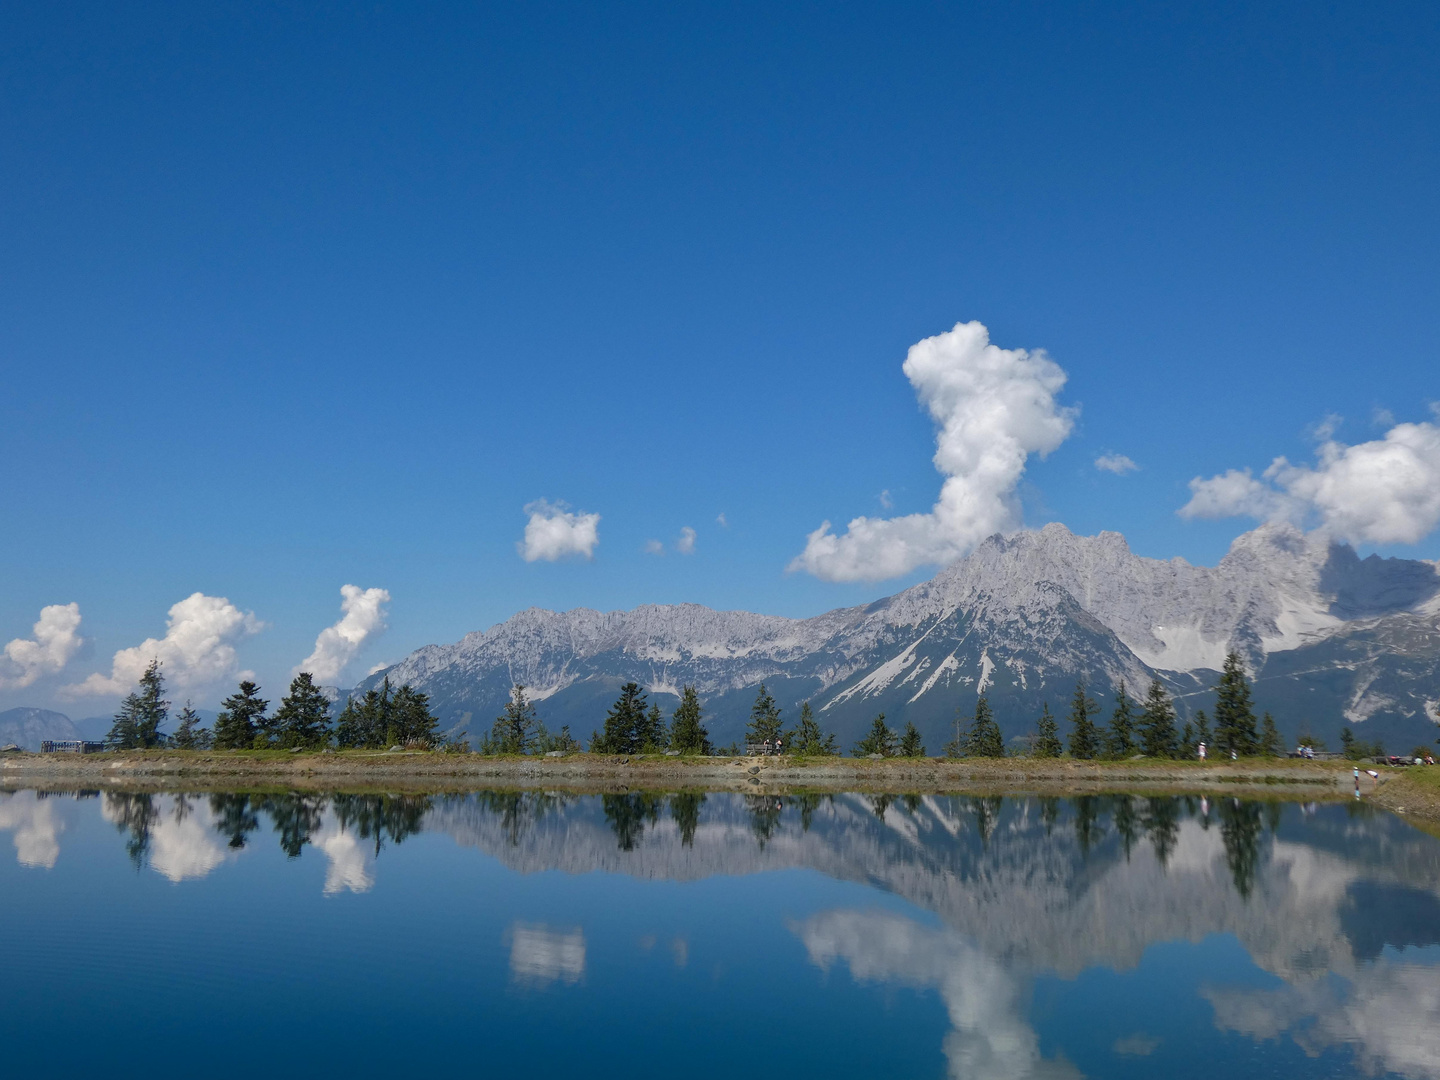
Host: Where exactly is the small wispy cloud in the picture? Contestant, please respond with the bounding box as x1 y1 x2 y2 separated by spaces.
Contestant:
519 499 601 562
1094 453 1139 475
675 526 697 554
1372 406 1396 428
1113 1033 1160 1056
878 489 893 509
716 512 728 528
643 539 665 556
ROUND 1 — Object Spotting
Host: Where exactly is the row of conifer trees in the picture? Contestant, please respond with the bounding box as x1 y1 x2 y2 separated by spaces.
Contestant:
105 660 441 750
487 649 1282 760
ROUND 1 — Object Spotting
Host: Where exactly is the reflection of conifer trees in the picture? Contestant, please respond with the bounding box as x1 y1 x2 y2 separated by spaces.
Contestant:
1218 798 1264 899
171 793 194 823
331 794 433 855
602 793 663 851
209 793 260 850
869 794 894 820
669 792 706 848
970 796 1003 846
260 794 327 858
1112 796 1141 861
1143 797 1182 869
795 794 830 833
1073 796 1104 858
901 794 922 816
106 792 158 869
1039 796 1060 834
747 795 784 847
479 791 529 846
1263 800 1283 834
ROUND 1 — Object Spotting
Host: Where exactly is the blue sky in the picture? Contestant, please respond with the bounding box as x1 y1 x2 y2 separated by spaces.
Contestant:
3 1 1438 711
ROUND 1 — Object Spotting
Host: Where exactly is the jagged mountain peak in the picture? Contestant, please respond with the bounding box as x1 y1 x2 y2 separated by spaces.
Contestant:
361 524 1440 750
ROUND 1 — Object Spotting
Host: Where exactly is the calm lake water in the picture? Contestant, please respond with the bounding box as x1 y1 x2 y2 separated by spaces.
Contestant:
1 788 1437 1079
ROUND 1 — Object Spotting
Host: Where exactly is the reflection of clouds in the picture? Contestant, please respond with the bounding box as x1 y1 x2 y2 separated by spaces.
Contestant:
508 923 586 987
316 825 374 895
1207 956 1440 1080
149 808 229 882
797 909 1080 1080
671 937 689 968
0 791 64 868
99 794 236 882
1112 1033 1160 1056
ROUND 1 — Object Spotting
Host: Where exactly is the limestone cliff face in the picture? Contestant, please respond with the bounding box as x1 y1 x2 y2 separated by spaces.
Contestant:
360 524 1440 748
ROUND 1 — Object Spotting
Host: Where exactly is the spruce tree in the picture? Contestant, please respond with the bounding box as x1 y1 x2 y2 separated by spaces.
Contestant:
943 706 966 758
273 673 333 749
390 684 440 747
640 703 667 752
968 697 1004 757
1066 680 1100 760
107 659 169 750
746 683 784 747
853 713 898 757
1106 680 1136 758
213 680 268 750
491 684 538 754
1259 712 1281 757
171 702 209 750
335 680 394 749
1194 709 1212 758
593 682 648 754
668 686 712 755
1137 679 1179 758
1212 652 1259 757
1339 726 1356 758
788 702 838 756
899 721 926 758
1033 703 1062 758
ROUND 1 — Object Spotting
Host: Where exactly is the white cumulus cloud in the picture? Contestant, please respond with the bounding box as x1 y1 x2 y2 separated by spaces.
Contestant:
508 922 586 987
790 320 1076 582
676 526 697 554
1 603 83 689
1179 420 1440 545
1094 453 1139 475
297 585 391 683
63 593 261 698
518 499 600 562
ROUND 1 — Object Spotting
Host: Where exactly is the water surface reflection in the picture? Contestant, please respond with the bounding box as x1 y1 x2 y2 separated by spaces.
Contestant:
2 787 1437 1079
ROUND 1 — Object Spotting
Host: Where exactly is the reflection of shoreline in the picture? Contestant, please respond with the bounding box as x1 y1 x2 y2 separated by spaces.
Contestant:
4 788 1440 1076
0 752 1368 800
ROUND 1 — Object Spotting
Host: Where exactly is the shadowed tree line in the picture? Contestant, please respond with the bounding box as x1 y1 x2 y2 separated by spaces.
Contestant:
104 662 443 752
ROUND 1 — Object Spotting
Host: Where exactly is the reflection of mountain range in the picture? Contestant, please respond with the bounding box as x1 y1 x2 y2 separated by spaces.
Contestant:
354 523 1440 751
4 787 1439 1078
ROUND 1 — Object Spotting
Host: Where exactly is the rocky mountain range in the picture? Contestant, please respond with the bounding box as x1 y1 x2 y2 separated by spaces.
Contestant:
358 523 1440 752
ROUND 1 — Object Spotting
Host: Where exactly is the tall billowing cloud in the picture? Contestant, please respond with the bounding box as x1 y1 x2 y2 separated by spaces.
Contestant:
791 321 1076 582
63 593 261 698
1 603 83 689
1179 419 1440 545
797 909 1080 1080
297 585 391 683
519 499 601 562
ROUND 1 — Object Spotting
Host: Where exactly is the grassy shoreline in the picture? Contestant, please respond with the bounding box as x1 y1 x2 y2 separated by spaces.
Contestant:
1 748 1411 801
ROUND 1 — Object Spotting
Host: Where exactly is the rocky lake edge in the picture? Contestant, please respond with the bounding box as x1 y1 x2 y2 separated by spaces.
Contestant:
6 750 1438 818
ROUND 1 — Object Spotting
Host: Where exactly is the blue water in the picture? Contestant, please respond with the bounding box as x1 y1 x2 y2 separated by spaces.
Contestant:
1 789 1437 1078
